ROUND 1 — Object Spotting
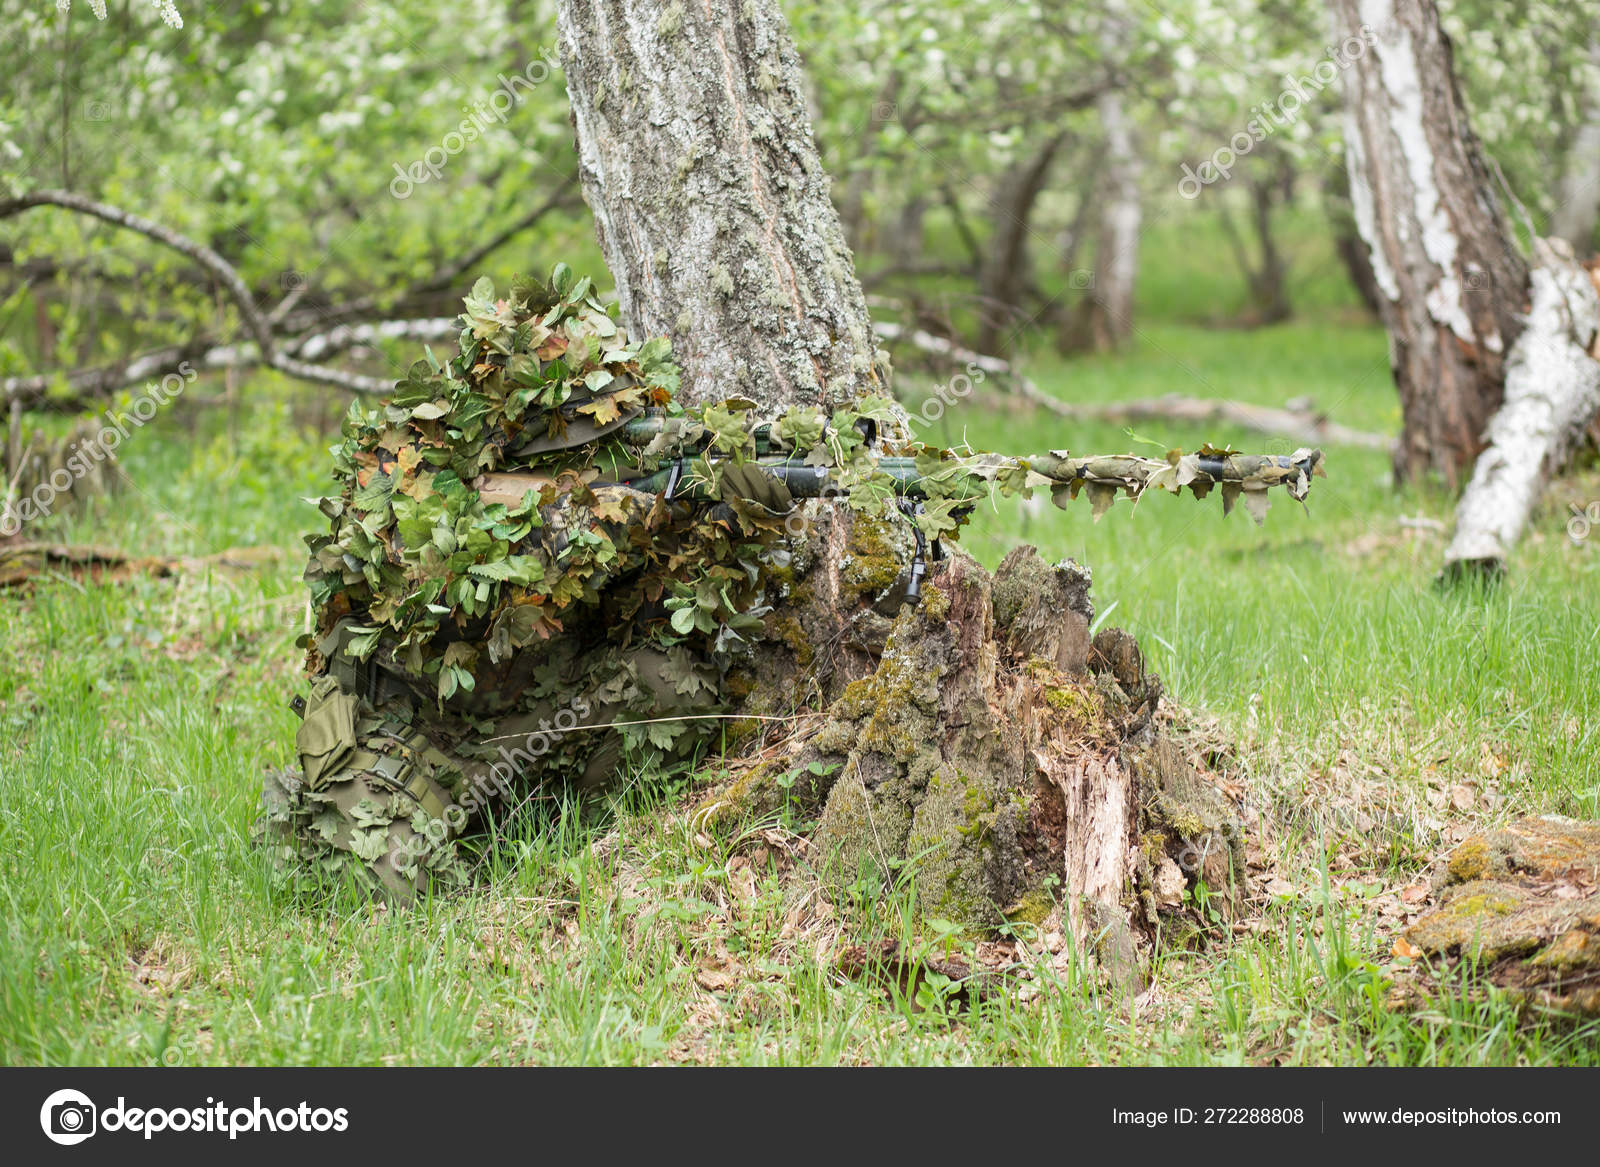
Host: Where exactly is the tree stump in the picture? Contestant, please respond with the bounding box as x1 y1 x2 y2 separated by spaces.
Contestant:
701 506 1248 984
1406 816 1600 1016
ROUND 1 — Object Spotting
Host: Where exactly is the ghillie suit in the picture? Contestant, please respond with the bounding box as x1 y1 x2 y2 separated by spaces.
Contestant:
260 266 1326 923
259 268 911 898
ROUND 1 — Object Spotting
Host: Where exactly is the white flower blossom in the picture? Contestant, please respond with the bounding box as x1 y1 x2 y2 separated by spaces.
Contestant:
55 0 178 26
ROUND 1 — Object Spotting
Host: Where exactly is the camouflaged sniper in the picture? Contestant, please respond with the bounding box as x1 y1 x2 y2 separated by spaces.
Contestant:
259 265 1325 901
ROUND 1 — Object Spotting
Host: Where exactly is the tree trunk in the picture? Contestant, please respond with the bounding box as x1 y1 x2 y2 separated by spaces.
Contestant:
554 0 886 413
1247 173 1293 324
889 195 927 270
973 134 1066 357
1553 41 1600 255
1443 240 1600 573
1324 160 1384 315
1053 168 1102 354
1076 9 1142 352
838 71 902 250
1332 0 1529 485
556 0 1245 971
1218 167 1295 327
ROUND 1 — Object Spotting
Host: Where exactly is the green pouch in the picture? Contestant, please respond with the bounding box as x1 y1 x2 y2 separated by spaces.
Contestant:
296 676 359 790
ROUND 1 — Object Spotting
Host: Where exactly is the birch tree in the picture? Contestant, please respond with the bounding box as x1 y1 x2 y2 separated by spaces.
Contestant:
1334 0 1600 570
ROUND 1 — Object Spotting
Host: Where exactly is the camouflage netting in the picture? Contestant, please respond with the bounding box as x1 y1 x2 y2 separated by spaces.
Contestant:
259 265 1317 974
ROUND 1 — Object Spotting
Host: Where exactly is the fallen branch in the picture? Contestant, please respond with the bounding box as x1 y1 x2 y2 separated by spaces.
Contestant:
1444 240 1600 574
0 541 282 588
1038 393 1393 451
2 317 460 410
0 191 467 405
870 317 1390 450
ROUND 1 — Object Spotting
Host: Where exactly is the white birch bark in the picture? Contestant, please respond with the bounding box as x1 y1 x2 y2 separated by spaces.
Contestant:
1444 242 1600 571
1552 42 1600 252
1086 60 1141 349
1332 0 1527 485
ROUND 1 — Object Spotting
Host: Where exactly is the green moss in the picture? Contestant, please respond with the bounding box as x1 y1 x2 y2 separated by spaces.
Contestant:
991 552 1052 631
1004 888 1056 926
1139 830 1172 869
1440 890 1520 919
1448 837 1495 883
831 643 941 764
920 582 950 620
957 778 997 841
903 765 1007 927
771 615 814 667
1406 880 1540 963
723 670 756 702
839 515 904 603
1528 927 1600 972
812 763 916 892
657 1 684 38
762 560 797 588
1043 684 1104 734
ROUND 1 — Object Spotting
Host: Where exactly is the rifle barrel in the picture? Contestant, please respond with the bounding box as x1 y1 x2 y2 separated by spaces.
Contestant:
606 448 1323 504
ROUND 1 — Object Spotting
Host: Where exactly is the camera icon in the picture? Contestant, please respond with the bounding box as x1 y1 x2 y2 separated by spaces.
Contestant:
82 99 112 122
1464 268 1491 291
1068 268 1095 291
279 269 308 293
40 1089 97 1146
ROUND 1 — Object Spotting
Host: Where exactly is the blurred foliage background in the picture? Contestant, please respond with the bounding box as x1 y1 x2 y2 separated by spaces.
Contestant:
4 0 1600 404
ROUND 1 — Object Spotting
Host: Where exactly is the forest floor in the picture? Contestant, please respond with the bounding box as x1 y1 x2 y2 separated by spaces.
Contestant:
3 224 1598 1065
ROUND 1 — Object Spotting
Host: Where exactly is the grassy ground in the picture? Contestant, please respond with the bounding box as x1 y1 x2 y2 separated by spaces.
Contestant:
3 227 1598 1066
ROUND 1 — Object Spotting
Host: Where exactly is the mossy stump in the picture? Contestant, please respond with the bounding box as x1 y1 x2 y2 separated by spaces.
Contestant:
706 508 1251 987
1406 816 1600 1015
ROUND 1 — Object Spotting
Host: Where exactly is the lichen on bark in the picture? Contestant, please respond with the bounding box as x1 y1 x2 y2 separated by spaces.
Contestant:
556 0 890 414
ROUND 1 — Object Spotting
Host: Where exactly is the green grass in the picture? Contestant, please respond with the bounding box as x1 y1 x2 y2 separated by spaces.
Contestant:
3 229 1599 1066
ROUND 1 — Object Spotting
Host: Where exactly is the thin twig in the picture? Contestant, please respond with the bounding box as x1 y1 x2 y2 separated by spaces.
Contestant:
0 190 392 398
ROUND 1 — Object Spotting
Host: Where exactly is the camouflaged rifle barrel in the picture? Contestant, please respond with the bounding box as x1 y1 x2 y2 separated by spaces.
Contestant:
610 450 1325 499
608 411 1326 511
